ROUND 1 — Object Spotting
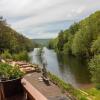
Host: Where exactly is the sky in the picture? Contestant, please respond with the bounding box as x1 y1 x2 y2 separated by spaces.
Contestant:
0 0 100 39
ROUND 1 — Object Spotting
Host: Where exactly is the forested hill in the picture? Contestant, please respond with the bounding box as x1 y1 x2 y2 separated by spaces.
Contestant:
48 11 100 86
0 17 36 53
49 11 100 58
32 39 51 46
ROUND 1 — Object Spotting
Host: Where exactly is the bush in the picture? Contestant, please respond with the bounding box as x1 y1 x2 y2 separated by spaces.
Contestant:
13 51 30 62
96 84 100 90
0 50 30 62
0 63 24 80
78 96 88 100
85 88 100 99
1 50 12 59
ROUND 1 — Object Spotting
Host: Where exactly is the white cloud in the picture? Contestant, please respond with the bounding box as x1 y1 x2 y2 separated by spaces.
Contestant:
0 0 100 38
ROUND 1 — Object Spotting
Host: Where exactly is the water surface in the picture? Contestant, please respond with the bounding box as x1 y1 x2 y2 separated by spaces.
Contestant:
29 48 91 88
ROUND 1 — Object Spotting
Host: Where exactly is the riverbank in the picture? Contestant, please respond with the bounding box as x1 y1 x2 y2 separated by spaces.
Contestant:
48 72 94 100
48 72 100 100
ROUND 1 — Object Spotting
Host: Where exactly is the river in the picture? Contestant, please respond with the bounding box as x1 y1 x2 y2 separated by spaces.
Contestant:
29 47 91 88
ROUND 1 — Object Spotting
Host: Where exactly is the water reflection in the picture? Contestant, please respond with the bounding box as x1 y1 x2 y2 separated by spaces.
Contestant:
29 48 91 88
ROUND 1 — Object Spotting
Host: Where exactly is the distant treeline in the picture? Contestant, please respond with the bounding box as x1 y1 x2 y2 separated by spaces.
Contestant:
48 11 100 87
32 39 51 46
0 17 37 53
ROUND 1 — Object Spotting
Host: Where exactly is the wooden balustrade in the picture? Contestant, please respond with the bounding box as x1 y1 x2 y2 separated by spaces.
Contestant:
0 83 5 100
21 78 48 100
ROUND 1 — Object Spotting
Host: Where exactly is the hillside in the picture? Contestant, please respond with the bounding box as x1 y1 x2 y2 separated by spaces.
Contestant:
0 17 36 53
48 11 100 88
32 39 51 46
49 11 100 57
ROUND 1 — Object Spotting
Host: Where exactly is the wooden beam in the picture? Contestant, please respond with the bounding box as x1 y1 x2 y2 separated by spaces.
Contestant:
21 78 48 100
0 83 5 100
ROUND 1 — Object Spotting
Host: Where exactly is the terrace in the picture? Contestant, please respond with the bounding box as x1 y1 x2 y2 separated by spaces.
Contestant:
0 61 70 100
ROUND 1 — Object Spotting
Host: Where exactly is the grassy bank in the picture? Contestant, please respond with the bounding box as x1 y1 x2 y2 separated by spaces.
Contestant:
48 72 90 100
84 88 100 100
1 50 30 62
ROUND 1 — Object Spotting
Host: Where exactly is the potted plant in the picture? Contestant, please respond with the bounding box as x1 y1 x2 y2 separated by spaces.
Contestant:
0 63 24 98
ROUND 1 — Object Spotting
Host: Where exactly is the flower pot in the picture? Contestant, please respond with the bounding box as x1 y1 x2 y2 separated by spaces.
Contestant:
0 78 23 98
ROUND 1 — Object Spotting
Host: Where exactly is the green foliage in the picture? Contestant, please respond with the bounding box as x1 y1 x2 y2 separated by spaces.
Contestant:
49 11 100 58
0 17 36 53
86 88 100 96
1 50 12 59
13 51 30 62
63 43 71 54
69 22 80 35
89 55 100 85
56 31 65 51
0 63 24 80
63 34 73 54
48 10 100 90
48 38 58 50
48 72 72 91
32 39 51 47
72 27 93 57
71 10 100 57
95 84 100 90
91 36 100 55
48 72 88 100
85 88 100 100
0 50 30 62
48 39 54 49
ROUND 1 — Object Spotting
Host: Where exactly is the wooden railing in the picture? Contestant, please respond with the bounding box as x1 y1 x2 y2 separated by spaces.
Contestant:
21 78 48 100
0 78 48 100
0 83 5 100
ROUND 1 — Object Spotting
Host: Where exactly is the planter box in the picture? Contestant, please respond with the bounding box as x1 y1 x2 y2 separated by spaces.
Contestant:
1 78 23 97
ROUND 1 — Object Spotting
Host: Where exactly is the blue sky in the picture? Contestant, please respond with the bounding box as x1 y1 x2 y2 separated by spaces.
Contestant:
0 0 100 39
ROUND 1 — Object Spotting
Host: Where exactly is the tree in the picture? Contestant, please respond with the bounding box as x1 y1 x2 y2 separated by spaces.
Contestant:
69 22 79 35
49 10 100 57
63 35 73 54
57 31 65 51
91 36 100 55
89 54 100 88
0 17 35 53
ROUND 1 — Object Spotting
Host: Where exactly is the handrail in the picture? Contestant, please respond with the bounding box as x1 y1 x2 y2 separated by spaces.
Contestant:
21 78 48 100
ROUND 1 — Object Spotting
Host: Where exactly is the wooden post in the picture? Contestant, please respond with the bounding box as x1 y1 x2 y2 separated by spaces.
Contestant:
0 83 5 100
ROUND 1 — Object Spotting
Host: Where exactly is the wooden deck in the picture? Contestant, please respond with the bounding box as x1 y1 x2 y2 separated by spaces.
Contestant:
22 78 47 100
23 72 70 100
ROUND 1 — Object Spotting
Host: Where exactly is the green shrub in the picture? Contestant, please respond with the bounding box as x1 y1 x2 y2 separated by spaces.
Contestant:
0 63 24 80
1 50 12 59
13 51 30 62
96 84 100 90
85 88 100 99
78 96 88 100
